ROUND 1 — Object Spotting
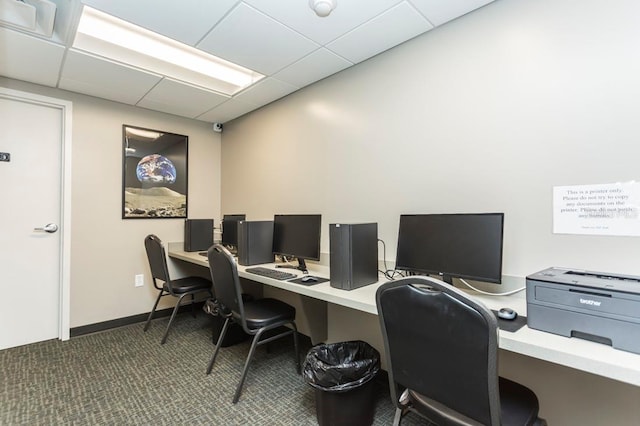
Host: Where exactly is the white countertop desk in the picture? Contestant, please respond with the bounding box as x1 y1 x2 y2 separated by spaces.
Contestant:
168 246 640 387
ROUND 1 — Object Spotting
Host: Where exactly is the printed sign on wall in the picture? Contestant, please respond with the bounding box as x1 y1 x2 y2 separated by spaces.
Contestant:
553 182 640 236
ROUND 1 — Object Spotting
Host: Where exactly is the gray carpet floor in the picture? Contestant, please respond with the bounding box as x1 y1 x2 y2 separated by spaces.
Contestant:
0 312 429 425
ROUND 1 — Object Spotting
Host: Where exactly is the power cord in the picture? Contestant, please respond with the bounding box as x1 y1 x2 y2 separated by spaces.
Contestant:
458 278 526 296
279 255 296 267
377 238 404 280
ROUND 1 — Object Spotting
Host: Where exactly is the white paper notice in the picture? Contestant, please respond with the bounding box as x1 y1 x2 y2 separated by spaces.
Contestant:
553 182 640 236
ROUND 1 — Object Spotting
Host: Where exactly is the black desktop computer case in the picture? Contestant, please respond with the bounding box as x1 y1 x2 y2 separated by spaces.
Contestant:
184 219 214 252
237 220 275 266
330 223 378 290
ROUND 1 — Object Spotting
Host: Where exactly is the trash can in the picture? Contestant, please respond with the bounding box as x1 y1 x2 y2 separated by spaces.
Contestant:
302 340 380 426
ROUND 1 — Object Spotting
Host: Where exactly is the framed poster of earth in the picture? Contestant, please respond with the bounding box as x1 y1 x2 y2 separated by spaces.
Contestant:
122 125 188 219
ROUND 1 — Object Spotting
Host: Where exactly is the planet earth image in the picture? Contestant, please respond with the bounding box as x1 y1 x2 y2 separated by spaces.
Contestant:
136 154 176 184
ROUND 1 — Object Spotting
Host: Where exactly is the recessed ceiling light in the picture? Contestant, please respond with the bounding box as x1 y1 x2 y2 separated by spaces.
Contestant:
72 6 264 96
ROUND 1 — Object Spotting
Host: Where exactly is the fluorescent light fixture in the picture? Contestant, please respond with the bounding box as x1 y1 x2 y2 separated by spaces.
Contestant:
126 128 163 140
72 6 264 96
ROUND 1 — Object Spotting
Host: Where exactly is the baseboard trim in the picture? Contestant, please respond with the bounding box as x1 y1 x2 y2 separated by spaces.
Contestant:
70 301 206 337
70 302 316 348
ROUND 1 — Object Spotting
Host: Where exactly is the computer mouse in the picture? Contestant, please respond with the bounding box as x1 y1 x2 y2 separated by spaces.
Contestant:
301 275 318 282
497 307 517 321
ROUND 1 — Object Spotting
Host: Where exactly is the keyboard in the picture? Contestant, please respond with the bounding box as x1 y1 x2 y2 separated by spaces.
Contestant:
245 267 297 281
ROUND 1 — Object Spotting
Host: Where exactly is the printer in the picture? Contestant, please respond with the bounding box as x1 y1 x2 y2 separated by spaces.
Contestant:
526 267 640 354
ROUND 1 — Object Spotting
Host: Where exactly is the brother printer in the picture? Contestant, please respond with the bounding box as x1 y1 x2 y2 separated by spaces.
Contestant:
526 267 640 354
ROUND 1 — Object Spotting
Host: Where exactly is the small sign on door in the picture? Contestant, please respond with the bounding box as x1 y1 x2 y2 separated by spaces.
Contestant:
0 152 10 162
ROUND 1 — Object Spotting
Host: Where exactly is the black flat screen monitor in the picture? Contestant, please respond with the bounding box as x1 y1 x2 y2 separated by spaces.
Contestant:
272 214 321 272
395 213 504 284
221 214 246 249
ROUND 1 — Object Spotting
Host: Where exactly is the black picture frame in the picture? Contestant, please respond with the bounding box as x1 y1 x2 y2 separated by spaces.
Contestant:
122 125 188 219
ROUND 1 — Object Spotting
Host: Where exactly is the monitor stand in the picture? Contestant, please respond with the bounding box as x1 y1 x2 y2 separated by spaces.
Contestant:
276 258 308 273
441 274 454 285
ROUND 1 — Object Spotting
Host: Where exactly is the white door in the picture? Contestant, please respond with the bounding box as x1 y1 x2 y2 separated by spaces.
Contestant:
0 91 68 349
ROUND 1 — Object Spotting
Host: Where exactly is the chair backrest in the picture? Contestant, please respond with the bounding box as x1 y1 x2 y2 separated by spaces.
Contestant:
207 244 249 332
144 234 171 290
376 276 500 426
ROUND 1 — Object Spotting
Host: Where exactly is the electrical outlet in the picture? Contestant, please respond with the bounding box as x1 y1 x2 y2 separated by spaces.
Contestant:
135 274 144 287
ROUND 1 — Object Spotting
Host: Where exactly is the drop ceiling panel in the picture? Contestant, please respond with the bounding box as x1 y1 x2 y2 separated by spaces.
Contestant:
245 0 404 45
408 0 493 27
59 50 162 105
137 78 229 118
234 77 298 107
0 27 65 86
197 3 319 75
80 0 238 46
327 2 434 64
1 1 497 124
274 48 353 88
198 98 259 123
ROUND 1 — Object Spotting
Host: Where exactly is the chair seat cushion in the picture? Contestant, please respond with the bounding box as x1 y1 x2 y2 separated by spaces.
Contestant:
165 276 211 294
499 377 540 425
243 298 296 329
408 377 540 426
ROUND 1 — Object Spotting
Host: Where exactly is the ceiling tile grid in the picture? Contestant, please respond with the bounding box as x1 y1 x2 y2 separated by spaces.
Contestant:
0 0 496 123
408 0 494 27
59 50 163 105
197 97 259 123
234 77 298 107
244 0 405 45
136 78 230 118
0 27 65 86
197 3 319 76
326 2 434 64
273 48 353 88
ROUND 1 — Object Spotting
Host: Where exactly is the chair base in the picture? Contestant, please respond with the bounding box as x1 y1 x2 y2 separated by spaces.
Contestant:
144 289 211 344
206 318 300 404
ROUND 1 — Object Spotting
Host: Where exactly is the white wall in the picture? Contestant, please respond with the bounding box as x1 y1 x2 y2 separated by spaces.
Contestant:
219 0 640 424
221 0 640 282
0 77 222 327
2 0 637 422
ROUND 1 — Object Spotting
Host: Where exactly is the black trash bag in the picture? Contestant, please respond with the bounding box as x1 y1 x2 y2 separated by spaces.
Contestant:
202 298 221 316
303 340 380 392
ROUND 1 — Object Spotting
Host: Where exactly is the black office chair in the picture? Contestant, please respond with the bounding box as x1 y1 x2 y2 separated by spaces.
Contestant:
376 276 547 426
143 234 212 344
206 243 300 403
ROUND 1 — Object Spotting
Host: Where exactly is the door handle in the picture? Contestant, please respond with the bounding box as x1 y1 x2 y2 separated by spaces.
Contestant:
34 223 59 233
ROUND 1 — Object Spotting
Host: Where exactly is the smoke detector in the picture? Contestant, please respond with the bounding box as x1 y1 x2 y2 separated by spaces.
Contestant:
309 0 337 18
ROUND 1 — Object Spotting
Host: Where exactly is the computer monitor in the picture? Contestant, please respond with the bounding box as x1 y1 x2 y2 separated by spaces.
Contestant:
395 213 504 284
272 214 321 273
221 214 246 250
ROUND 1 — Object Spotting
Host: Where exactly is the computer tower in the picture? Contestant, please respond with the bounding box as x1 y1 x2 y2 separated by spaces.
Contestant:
237 220 275 266
184 219 214 252
330 223 378 290
221 214 246 249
